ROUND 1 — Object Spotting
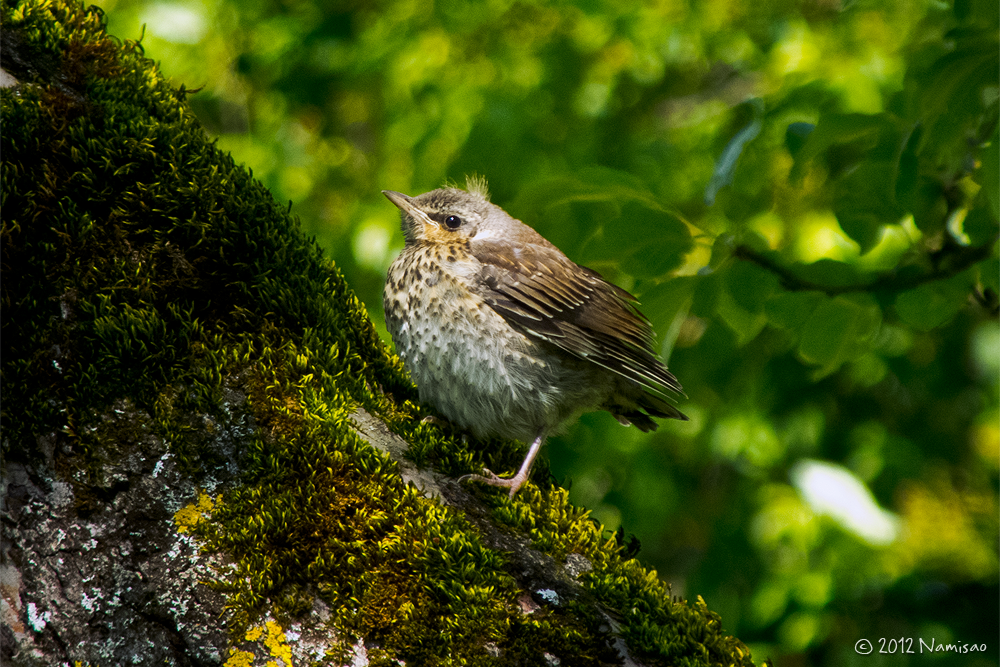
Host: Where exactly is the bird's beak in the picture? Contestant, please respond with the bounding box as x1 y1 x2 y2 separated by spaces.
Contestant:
382 190 436 241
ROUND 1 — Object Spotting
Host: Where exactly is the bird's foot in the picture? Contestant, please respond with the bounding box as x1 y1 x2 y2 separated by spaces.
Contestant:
459 468 527 498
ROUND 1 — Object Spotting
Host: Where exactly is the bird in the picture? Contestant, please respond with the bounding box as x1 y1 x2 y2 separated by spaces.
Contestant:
382 177 686 497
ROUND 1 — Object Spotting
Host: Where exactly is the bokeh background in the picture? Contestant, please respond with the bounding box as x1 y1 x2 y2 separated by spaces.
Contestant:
88 0 998 663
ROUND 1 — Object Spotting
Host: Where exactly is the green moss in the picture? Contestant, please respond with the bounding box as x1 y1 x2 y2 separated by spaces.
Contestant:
2 0 412 464
188 357 521 660
489 485 756 665
1 1 763 664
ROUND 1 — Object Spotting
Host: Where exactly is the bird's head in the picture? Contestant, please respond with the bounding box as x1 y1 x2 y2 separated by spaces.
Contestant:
383 177 547 250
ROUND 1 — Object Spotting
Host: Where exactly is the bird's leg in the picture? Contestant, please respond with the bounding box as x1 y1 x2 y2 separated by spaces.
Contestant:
460 431 546 498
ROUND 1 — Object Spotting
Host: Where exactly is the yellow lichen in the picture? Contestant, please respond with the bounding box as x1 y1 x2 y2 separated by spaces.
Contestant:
236 620 292 667
174 490 216 534
223 648 255 667
264 619 293 667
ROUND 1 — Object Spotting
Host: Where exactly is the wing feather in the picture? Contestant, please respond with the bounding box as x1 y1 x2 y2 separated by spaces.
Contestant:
472 239 683 398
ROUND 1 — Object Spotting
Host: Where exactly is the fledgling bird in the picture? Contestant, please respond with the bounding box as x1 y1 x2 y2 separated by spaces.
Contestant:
383 177 686 497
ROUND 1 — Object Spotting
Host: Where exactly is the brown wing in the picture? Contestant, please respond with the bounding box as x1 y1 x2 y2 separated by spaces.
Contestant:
471 239 684 398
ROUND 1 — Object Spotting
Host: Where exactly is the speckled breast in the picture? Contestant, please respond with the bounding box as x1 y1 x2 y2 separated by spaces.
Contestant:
384 245 605 443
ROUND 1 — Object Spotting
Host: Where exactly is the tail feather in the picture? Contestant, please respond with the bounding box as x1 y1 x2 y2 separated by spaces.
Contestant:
605 385 687 433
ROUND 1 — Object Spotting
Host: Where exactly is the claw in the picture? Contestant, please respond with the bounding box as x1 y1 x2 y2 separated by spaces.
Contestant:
459 468 528 498
457 432 546 498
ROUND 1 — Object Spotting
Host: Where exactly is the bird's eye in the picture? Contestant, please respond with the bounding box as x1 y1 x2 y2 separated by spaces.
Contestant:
444 215 462 230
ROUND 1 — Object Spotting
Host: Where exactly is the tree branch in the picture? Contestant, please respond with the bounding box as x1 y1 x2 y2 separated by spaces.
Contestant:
733 234 998 297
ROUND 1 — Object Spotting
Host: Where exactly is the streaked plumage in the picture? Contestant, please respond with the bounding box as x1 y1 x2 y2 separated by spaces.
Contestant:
383 178 685 496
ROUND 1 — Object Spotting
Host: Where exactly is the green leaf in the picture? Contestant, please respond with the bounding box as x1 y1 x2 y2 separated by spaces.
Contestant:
729 261 780 312
873 323 915 357
894 270 975 331
916 33 1000 164
798 294 882 376
716 288 766 346
963 206 1000 246
894 125 921 203
709 232 738 270
790 113 892 181
834 160 906 253
715 262 779 345
785 122 815 158
637 276 699 342
836 212 883 256
511 176 618 257
691 270 721 319
605 202 693 278
978 126 999 223
978 258 1000 296
848 352 889 388
765 290 825 331
904 175 949 235
512 168 691 277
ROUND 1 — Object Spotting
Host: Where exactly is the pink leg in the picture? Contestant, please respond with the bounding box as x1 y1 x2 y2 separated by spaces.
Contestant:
460 432 546 498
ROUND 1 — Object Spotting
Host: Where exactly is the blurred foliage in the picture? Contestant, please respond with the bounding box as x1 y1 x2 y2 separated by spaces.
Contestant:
92 0 997 663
